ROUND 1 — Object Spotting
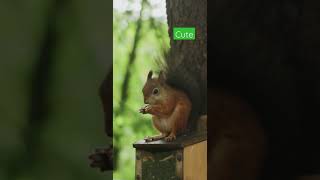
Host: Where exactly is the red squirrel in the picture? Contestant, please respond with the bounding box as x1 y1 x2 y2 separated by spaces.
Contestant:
139 70 193 142
138 49 207 142
138 61 266 179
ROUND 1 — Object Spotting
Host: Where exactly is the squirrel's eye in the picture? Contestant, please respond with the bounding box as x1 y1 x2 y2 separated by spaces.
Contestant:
152 88 159 95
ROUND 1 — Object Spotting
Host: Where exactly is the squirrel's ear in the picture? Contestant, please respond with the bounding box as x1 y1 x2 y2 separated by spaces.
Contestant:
158 71 165 83
147 70 153 80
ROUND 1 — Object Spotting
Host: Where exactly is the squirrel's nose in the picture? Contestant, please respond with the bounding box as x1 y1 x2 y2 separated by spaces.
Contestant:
144 98 148 104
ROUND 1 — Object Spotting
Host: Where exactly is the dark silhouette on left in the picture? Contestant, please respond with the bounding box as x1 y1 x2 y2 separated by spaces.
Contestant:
89 70 113 171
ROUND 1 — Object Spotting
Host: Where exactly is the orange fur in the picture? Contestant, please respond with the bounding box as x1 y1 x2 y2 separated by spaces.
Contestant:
140 71 192 142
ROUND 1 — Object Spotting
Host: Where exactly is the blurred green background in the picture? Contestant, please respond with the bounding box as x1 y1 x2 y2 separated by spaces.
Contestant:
0 0 112 180
113 0 169 179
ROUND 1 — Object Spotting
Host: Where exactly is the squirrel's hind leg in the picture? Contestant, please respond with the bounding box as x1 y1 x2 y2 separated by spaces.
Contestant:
164 133 176 142
144 133 168 142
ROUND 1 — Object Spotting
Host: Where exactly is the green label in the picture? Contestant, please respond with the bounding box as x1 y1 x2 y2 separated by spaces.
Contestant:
173 27 195 40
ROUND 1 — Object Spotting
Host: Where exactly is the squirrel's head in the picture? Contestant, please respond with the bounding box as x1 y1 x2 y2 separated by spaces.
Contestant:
142 70 167 104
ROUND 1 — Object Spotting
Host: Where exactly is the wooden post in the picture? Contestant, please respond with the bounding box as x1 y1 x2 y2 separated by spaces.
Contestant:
133 132 207 180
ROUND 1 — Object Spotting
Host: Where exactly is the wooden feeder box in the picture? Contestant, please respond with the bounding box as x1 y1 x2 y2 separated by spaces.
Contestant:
133 132 207 180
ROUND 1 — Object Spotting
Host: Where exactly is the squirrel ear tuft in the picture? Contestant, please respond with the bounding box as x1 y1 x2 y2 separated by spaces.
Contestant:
147 70 153 80
158 71 165 83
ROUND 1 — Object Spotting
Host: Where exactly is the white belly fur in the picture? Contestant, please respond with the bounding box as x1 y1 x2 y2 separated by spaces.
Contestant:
153 117 172 133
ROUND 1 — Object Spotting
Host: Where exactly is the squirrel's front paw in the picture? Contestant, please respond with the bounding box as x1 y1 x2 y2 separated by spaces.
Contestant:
139 105 151 114
139 107 146 114
165 134 176 142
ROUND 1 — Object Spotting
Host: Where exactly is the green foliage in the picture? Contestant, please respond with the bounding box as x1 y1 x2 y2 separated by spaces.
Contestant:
113 8 169 180
0 0 113 179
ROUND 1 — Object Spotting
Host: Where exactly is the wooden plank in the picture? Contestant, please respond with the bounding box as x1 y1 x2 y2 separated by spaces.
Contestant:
136 149 182 180
183 140 207 180
135 150 142 180
133 131 207 150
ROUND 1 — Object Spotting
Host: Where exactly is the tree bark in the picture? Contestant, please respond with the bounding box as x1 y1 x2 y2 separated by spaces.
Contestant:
166 0 207 82
166 0 207 114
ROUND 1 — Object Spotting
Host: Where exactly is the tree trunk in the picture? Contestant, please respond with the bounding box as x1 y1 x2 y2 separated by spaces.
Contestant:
166 0 207 83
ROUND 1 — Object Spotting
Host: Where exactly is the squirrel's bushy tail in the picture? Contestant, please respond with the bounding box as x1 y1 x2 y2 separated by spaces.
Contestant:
156 50 206 132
